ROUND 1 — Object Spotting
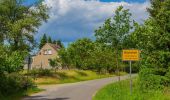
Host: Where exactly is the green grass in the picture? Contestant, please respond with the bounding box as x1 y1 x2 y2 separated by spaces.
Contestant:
93 78 170 100
35 70 118 85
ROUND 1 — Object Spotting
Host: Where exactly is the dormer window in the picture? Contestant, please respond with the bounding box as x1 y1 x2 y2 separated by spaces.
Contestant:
44 49 52 55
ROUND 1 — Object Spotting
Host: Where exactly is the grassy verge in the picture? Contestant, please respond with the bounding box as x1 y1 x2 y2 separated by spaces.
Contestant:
34 70 122 85
93 78 170 100
0 87 43 100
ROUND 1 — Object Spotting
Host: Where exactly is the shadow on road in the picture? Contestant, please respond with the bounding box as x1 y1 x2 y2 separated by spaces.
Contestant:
24 96 69 100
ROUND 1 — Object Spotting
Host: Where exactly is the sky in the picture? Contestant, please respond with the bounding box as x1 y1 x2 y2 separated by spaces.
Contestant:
26 0 150 46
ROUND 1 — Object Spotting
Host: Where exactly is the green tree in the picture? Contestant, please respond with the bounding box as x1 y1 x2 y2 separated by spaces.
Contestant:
39 34 47 49
0 0 49 51
58 48 71 69
90 44 115 74
128 0 170 91
0 46 27 73
66 38 95 69
56 40 64 48
53 40 57 44
95 6 133 79
49 58 60 72
48 36 52 43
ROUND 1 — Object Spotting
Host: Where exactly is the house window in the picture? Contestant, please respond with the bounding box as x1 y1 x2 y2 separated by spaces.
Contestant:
44 49 52 55
48 49 52 54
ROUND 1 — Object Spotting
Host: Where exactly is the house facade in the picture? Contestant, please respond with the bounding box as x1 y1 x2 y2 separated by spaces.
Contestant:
31 43 60 69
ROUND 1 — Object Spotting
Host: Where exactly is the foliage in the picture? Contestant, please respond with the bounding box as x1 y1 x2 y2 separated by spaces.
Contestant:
49 58 60 72
95 6 133 76
67 38 95 69
90 44 115 73
58 48 71 69
0 0 49 51
127 0 170 91
93 78 170 100
39 34 47 49
56 40 64 48
33 70 115 85
0 46 27 73
139 68 164 92
48 36 52 43
58 38 116 73
28 69 53 77
0 73 35 98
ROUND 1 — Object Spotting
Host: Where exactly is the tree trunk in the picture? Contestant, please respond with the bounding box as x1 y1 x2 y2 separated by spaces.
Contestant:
116 49 120 81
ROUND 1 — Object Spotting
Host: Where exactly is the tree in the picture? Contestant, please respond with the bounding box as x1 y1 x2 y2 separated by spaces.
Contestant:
58 48 71 69
39 34 47 49
90 44 115 74
0 45 27 73
128 0 170 91
0 0 49 51
53 40 57 44
95 6 133 80
66 38 95 69
49 58 60 72
56 40 64 48
48 36 52 43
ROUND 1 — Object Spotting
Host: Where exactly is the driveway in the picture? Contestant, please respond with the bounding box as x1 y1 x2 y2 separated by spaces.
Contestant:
24 74 136 100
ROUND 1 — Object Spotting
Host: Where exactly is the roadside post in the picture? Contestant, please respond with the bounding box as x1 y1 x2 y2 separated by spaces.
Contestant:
122 49 140 95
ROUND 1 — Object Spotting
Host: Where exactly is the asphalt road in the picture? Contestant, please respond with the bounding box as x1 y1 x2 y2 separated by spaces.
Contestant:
24 75 136 100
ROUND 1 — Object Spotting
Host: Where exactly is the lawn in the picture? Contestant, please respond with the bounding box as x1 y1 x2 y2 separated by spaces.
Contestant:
93 78 170 100
33 70 126 85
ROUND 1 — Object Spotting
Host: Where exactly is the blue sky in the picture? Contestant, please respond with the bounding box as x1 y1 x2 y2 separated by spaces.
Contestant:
26 0 147 4
25 0 149 47
100 0 146 3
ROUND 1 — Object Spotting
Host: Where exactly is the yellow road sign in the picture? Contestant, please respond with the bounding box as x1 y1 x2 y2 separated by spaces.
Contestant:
122 50 140 61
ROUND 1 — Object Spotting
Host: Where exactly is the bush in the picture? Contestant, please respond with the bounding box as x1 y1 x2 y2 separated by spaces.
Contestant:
38 69 53 76
139 68 164 92
28 69 53 77
0 73 34 97
0 46 27 73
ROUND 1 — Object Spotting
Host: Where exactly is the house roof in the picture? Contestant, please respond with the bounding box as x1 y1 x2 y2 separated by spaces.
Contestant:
47 43 60 51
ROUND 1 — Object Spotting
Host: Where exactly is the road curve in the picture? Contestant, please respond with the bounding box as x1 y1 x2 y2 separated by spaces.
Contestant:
24 75 136 100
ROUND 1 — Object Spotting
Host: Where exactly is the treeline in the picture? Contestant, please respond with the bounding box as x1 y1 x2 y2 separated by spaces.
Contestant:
58 38 115 73
56 0 170 93
130 0 170 92
39 34 64 49
56 6 139 74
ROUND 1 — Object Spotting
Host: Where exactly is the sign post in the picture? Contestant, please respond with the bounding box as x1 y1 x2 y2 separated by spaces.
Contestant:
122 49 140 95
129 61 132 95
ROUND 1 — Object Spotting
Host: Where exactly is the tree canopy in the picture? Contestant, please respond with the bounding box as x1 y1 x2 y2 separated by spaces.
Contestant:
0 0 49 51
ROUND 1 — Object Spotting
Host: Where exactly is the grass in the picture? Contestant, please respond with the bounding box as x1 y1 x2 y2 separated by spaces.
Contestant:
93 78 170 100
2 70 125 100
0 87 44 100
34 70 118 85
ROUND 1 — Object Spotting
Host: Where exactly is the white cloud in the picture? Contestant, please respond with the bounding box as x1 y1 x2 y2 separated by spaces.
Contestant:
36 0 150 44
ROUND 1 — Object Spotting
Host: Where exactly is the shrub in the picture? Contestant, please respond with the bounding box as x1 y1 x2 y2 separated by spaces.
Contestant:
0 73 34 97
0 46 27 73
28 69 53 77
139 68 164 92
38 69 53 76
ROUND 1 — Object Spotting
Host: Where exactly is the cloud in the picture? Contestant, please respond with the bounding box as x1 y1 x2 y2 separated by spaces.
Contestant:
36 0 150 45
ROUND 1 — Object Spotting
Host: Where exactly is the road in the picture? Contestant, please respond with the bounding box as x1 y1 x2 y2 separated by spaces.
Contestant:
24 75 136 100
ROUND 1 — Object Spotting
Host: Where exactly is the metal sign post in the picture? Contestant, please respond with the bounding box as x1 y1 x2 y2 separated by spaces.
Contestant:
122 49 140 95
129 61 132 95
